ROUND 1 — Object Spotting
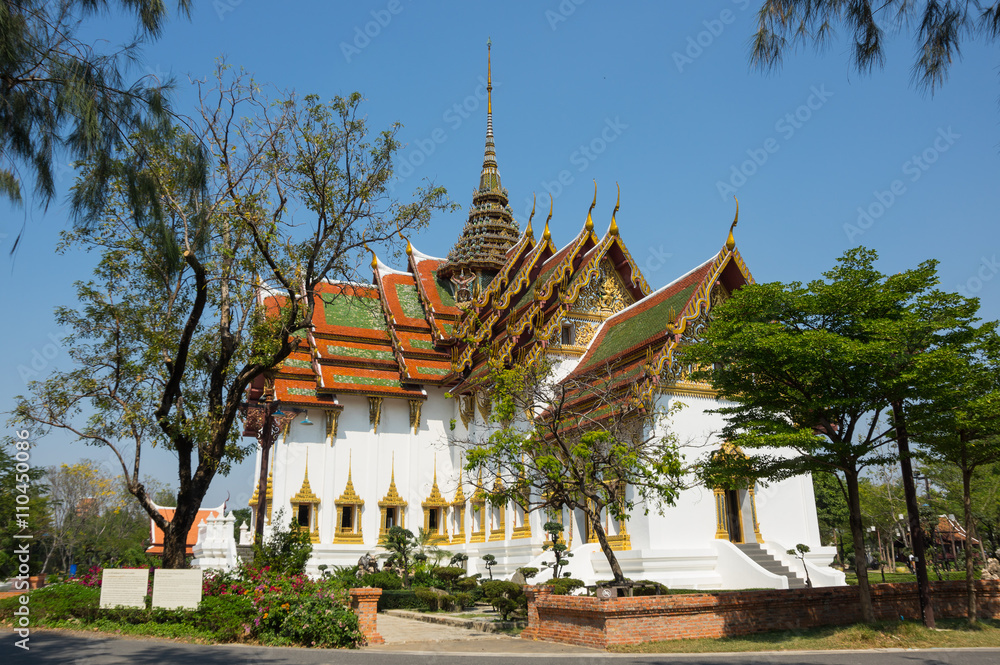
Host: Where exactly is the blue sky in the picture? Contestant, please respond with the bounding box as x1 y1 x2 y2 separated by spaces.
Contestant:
2 1 998 507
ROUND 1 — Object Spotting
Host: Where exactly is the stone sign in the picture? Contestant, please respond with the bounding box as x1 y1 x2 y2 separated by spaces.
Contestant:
151 569 203 610
99 569 149 609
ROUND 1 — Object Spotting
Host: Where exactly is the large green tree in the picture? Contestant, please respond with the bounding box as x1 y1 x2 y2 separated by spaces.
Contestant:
909 327 1000 623
685 247 981 626
751 1 1000 94
11 66 452 568
463 358 686 585
1 0 191 247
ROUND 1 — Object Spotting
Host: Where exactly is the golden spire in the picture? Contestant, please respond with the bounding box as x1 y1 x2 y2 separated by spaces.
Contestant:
726 196 739 251
402 235 413 256
365 243 378 270
585 180 596 233
543 194 553 241
526 193 535 238
609 182 620 237
487 37 492 115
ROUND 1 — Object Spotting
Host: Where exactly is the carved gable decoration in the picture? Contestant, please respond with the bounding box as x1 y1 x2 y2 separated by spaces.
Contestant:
570 259 634 317
661 281 729 389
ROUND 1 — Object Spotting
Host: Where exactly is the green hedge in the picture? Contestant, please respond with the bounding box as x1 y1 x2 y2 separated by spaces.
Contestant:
376 589 432 611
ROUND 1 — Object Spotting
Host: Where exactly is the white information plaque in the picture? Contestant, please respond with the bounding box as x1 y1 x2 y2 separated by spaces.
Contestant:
99 569 149 609
151 569 203 610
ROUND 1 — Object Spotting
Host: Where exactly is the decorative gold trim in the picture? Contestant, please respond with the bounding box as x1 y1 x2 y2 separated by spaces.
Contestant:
475 390 492 422
249 453 275 524
748 486 764 544
408 399 422 434
469 467 486 543
378 453 407 543
421 457 450 544
334 452 364 544
290 451 320 543
325 406 343 445
487 477 506 542
368 397 383 434
459 394 475 429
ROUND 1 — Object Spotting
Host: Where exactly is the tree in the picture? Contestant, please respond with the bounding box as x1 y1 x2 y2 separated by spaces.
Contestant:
750 1 1000 95
541 520 573 580
813 471 851 564
382 526 419 588
684 247 981 626
0 433 47 579
10 65 452 568
909 327 1000 623
463 357 686 585
40 460 167 574
1 0 191 248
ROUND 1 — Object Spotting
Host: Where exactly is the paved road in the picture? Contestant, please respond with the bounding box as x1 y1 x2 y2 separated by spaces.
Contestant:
5 631 1000 665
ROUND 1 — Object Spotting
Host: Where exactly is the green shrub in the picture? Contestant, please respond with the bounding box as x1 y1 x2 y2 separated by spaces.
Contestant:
0 583 101 623
452 591 475 609
278 594 363 648
359 570 403 590
549 577 584 595
195 595 255 641
631 579 668 596
414 587 453 611
432 566 466 590
518 567 539 580
377 589 432 611
480 580 525 621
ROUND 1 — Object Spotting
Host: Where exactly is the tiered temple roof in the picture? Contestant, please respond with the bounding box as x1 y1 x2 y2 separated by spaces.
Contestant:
261 45 754 418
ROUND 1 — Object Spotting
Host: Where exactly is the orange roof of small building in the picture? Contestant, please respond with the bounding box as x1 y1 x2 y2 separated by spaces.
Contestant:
146 502 226 556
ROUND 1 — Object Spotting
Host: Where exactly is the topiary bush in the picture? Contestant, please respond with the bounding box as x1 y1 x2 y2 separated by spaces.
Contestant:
548 577 584 595
414 587 453 611
480 580 525 621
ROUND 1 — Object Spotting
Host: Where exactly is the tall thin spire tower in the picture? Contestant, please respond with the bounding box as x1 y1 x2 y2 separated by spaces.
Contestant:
440 38 520 303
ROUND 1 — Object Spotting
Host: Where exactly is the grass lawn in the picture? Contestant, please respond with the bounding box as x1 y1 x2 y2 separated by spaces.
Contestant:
845 570 970 584
610 618 1000 653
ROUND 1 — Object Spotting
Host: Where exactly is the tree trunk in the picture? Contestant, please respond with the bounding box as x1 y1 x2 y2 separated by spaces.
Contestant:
962 464 977 625
892 400 936 628
588 505 625 584
845 469 877 623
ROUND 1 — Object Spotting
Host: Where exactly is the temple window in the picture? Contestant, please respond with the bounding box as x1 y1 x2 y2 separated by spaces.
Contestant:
378 455 407 543
333 454 364 544
289 453 320 544
421 460 450 544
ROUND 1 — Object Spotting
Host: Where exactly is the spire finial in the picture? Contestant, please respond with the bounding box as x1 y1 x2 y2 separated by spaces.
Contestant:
610 182 620 237
526 193 536 238
390 451 395 482
726 196 739 251
402 234 413 256
365 243 378 270
543 194 553 241
433 452 438 486
487 37 493 115
585 180 597 232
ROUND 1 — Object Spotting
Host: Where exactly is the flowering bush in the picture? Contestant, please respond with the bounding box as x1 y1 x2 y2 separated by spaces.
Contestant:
279 593 363 648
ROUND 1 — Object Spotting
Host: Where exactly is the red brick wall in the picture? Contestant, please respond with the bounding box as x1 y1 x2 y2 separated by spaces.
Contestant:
349 587 384 645
522 581 1000 649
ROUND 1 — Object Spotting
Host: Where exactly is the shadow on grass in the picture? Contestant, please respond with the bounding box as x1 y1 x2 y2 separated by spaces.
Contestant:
610 617 1000 654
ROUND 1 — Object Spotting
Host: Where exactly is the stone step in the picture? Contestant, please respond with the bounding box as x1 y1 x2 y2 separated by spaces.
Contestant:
734 543 807 588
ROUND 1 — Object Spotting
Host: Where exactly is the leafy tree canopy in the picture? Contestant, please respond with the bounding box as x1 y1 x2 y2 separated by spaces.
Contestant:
751 1 1000 94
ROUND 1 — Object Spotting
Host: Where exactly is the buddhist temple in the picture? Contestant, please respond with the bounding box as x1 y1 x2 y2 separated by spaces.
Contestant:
242 44 843 589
